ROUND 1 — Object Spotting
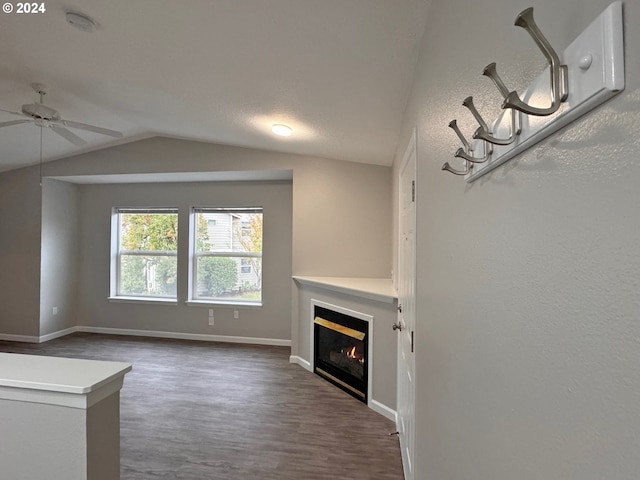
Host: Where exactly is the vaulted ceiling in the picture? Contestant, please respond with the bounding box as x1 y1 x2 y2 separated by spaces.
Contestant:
0 0 428 172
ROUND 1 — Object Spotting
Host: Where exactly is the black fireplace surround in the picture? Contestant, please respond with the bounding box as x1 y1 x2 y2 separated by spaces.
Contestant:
313 305 369 403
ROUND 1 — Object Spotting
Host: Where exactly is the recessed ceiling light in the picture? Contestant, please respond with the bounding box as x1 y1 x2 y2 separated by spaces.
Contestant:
272 124 293 137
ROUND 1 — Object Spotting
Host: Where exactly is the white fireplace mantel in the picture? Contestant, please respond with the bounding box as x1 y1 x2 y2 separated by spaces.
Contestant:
293 276 398 421
292 276 397 304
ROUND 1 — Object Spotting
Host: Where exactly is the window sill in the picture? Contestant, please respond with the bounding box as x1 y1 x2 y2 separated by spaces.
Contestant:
108 296 178 306
185 300 262 308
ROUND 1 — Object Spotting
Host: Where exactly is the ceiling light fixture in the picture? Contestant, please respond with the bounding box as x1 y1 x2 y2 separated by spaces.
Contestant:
65 11 96 33
272 124 293 137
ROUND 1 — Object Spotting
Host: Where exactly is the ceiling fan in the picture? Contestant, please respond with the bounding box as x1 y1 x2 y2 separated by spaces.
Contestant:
0 83 123 146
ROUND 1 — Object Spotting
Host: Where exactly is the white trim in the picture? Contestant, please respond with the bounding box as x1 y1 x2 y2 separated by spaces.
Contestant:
39 327 79 343
309 299 375 412
397 127 417 480
370 399 397 423
76 326 291 346
185 300 262 308
289 355 312 372
293 276 396 304
108 297 178 305
0 333 40 343
1 326 291 347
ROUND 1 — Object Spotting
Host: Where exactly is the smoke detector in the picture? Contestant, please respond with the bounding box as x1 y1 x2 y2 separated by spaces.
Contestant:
65 11 96 33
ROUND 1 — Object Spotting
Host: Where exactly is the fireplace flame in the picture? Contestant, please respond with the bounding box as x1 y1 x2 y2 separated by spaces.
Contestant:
346 346 357 359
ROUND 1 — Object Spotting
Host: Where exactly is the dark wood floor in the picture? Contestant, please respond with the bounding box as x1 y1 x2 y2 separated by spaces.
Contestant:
0 333 404 480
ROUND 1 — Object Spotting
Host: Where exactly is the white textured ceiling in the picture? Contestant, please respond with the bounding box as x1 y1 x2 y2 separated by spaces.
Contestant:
0 0 428 172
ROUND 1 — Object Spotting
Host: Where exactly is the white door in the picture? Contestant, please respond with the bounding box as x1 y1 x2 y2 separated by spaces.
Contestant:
397 130 416 480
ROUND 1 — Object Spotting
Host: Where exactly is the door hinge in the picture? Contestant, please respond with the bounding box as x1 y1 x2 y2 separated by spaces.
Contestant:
411 330 414 353
411 180 415 202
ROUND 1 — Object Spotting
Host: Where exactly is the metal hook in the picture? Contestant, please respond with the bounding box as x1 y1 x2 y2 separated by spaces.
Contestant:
442 161 471 176
483 63 511 98
502 7 568 116
448 120 472 154
462 96 490 134
444 117 488 176
454 147 487 164
461 97 498 153
444 120 473 176
472 63 522 146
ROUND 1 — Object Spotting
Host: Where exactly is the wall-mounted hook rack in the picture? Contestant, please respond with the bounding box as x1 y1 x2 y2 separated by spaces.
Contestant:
442 1 624 182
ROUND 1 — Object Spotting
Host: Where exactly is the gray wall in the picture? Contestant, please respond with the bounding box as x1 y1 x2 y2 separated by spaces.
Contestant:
77 180 293 340
0 167 42 337
393 0 640 478
40 178 79 336
1 138 392 350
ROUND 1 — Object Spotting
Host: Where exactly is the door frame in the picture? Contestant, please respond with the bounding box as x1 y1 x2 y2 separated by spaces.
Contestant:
396 128 417 480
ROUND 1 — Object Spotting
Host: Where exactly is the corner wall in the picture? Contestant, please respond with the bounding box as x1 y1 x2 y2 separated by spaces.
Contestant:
40 178 79 336
0 166 42 338
393 0 640 478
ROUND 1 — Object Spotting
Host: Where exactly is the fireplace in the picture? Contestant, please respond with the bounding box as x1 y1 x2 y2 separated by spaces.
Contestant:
313 305 369 403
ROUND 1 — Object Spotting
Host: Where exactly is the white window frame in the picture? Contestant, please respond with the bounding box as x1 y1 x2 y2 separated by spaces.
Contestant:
189 207 263 306
110 207 179 303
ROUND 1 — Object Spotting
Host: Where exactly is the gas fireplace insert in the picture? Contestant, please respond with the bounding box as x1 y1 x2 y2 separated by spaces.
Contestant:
313 305 369 402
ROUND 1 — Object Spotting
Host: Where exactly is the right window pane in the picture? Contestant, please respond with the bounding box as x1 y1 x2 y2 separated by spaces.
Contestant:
192 208 263 305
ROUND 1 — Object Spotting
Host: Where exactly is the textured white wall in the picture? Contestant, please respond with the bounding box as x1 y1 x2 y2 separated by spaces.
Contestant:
393 0 640 478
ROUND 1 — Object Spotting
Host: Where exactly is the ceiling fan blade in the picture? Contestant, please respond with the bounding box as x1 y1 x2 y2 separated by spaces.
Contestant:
50 125 88 146
0 108 25 117
0 119 31 128
61 119 123 138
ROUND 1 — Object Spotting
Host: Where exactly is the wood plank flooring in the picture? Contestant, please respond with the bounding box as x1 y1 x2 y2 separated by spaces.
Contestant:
0 333 404 480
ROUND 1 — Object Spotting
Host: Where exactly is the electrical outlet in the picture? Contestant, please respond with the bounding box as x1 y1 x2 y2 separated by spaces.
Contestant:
209 309 214 316
234 310 239 319
208 316 214 326
52 307 58 315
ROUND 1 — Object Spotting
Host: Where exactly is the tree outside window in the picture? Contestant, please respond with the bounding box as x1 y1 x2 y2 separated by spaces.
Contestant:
116 209 178 298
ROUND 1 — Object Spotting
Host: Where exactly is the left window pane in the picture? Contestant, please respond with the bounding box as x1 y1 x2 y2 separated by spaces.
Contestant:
115 209 178 299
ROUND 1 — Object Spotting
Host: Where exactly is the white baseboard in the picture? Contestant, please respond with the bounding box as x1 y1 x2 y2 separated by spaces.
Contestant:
289 355 312 372
1 326 291 347
76 326 291 347
370 399 397 423
39 327 79 343
0 333 40 343
288 355 397 422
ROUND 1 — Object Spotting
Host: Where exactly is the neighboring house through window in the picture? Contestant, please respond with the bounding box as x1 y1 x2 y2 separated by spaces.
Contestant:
110 206 263 306
191 207 263 305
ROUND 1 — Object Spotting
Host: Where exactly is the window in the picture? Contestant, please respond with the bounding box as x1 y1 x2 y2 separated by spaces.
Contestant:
191 207 263 305
112 208 178 300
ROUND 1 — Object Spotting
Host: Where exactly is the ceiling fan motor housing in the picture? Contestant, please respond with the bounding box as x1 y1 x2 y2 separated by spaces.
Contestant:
22 103 60 122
